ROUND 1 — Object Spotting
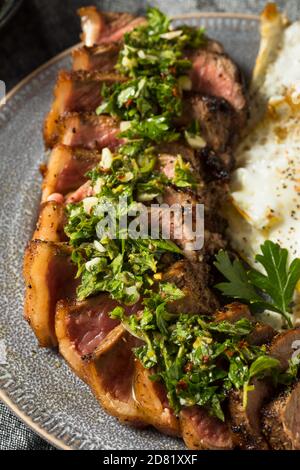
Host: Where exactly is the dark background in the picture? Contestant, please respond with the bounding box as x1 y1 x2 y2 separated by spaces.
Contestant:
0 0 299 451
1 0 300 91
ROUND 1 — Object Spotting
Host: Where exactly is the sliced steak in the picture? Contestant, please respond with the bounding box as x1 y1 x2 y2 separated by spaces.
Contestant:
44 71 124 147
56 303 147 427
160 184 227 259
134 361 180 437
55 113 122 150
163 259 219 315
247 323 275 346
214 303 275 345
87 325 147 426
269 328 300 371
78 7 145 47
61 296 140 358
262 381 300 450
23 240 78 347
229 379 271 450
72 44 120 72
180 405 235 450
181 94 236 153
156 142 202 184
42 145 101 202
188 49 247 119
197 147 233 182
214 302 253 323
33 201 67 243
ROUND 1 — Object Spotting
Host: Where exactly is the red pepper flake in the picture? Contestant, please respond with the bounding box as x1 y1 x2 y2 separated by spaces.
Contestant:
177 379 188 391
125 99 133 108
184 362 193 373
225 349 234 358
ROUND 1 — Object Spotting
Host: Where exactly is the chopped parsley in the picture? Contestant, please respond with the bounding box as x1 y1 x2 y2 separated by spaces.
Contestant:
65 146 182 304
110 284 299 420
96 7 205 144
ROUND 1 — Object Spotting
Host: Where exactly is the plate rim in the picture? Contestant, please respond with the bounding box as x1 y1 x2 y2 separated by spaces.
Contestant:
0 11 259 450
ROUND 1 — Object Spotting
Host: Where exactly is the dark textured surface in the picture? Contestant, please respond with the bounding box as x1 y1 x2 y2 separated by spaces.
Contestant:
0 0 296 452
0 0 299 91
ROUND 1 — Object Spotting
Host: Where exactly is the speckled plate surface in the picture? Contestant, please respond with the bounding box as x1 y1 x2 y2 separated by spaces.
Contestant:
0 13 260 450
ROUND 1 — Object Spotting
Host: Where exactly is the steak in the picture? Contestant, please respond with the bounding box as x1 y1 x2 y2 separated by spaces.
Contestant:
229 379 271 450
269 328 300 371
78 7 145 47
72 44 120 72
262 381 300 450
44 71 125 147
188 49 247 119
163 259 219 315
180 405 235 450
64 296 141 358
42 145 101 202
55 113 122 150
214 302 253 322
181 94 236 153
214 303 275 345
134 361 180 437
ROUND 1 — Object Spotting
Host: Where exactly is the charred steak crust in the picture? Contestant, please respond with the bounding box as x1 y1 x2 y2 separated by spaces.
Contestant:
262 381 300 450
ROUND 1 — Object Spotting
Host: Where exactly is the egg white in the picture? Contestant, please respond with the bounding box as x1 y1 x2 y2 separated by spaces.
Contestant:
226 18 300 327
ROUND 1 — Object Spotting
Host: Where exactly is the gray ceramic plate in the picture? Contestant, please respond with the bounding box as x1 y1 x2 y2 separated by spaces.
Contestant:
0 13 260 450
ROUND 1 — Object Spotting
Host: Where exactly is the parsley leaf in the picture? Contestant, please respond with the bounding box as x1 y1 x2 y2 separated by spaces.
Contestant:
249 241 300 325
214 251 262 304
214 241 300 327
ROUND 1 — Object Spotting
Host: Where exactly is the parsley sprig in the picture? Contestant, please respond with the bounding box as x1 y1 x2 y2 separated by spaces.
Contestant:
214 241 300 328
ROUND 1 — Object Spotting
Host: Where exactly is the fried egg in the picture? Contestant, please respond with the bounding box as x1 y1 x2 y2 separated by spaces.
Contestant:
225 5 300 327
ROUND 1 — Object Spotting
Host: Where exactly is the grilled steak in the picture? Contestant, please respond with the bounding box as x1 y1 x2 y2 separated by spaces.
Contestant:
61 296 140 358
23 241 78 347
134 361 180 437
72 44 120 72
197 147 233 182
33 201 67 243
54 113 122 150
229 379 271 450
78 7 145 47
247 323 275 346
180 406 235 450
181 94 236 153
262 381 300 450
163 259 219 315
44 71 124 146
26 5 253 450
42 145 101 202
56 304 147 426
188 49 247 118
269 328 300 371
214 303 275 345
214 302 253 322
